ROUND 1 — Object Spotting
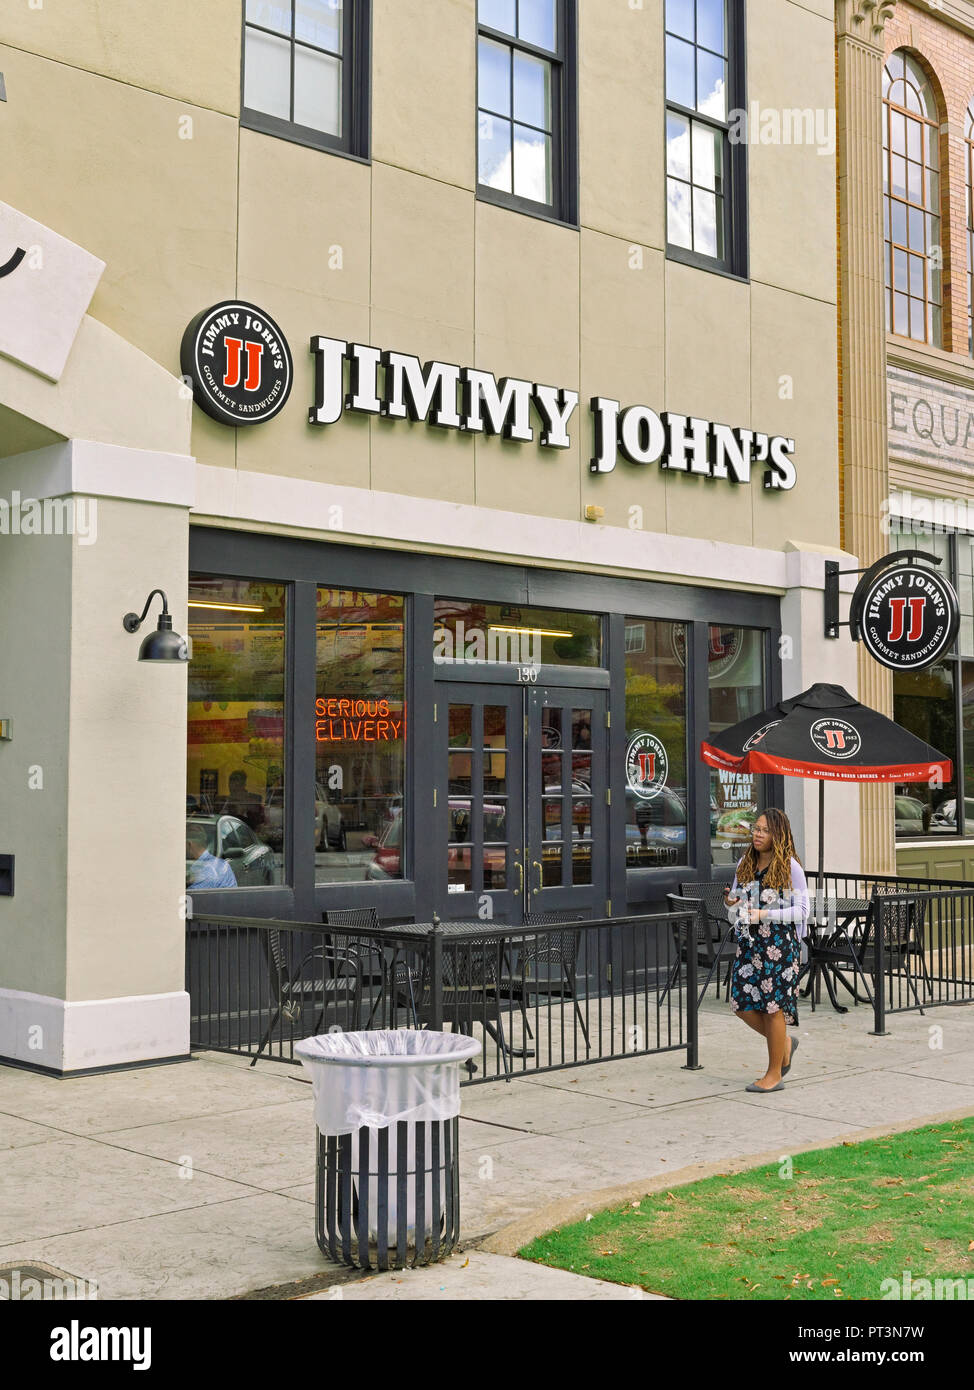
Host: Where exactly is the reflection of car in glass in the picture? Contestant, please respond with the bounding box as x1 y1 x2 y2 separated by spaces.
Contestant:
714 807 756 844
364 808 402 880
263 783 346 850
895 794 927 835
365 800 508 887
186 815 276 887
930 798 974 832
543 782 593 839
625 787 687 852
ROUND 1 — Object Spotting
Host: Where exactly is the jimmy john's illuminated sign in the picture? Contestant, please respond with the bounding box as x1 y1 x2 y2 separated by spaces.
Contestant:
181 304 796 489
309 336 797 490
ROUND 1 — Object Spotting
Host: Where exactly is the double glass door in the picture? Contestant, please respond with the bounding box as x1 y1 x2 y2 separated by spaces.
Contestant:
435 683 608 922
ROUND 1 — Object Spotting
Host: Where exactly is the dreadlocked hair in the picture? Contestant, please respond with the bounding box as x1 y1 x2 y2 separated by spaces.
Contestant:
736 807 801 894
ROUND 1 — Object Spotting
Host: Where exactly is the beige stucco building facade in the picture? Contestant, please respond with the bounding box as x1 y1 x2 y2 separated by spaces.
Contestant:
0 0 861 1073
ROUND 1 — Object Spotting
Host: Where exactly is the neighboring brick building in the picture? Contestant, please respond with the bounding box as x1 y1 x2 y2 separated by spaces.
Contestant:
839 0 974 879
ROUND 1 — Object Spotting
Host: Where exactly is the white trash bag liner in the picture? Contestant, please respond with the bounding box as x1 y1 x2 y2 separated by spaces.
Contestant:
296 1029 482 1136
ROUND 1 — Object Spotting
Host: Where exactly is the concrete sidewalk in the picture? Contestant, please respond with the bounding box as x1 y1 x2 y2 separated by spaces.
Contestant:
300 1249 660 1300
1 997 972 1300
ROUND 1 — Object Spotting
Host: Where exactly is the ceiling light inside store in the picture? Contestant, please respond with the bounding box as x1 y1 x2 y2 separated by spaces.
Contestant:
488 625 575 638
188 601 265 614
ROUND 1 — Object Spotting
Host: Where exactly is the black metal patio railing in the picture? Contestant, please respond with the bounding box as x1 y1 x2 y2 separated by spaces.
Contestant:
806 871 974 1031
186 911 702 1083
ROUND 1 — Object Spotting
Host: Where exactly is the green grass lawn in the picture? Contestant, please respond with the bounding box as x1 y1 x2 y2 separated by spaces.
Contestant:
519 1117 974 1300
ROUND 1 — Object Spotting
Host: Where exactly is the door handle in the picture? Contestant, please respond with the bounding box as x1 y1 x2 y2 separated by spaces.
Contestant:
514 860 524 892
532 860 543 894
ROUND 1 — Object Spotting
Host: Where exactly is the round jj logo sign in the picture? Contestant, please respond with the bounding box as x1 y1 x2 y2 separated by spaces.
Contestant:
810 718 861 761
858 563 960 672
180 301 292 426
626 732 668 800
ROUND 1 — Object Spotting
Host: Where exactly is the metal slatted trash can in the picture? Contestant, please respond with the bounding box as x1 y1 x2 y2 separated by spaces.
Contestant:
296 1030 481 1271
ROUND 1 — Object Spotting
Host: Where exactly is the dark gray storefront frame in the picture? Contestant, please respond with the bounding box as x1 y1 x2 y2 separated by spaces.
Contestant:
188 525 782 922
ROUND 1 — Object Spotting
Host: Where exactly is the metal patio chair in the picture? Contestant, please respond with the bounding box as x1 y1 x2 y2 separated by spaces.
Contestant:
251 925 364 1065
797 896 875 1012
324 907 423 1029
678 880 737 999
408 932 516 1079
499 911 591 1049
858 886 934 1014
664 894 722 1008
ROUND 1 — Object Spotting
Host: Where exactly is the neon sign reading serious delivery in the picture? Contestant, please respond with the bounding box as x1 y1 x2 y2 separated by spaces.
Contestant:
308 336 797 490
314 698 405 743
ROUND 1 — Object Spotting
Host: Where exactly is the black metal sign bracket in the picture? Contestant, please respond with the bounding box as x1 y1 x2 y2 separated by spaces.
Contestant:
824 551 943 641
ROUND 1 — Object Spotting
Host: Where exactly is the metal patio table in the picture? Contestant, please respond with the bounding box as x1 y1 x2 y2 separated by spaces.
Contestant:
363 920 535 1076
799 896 873 1013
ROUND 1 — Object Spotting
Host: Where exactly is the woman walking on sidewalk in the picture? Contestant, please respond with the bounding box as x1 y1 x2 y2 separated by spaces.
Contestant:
725 809 808 1093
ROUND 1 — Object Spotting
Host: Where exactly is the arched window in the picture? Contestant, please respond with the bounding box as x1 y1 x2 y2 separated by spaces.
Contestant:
967 100 974 354
883 51 941 344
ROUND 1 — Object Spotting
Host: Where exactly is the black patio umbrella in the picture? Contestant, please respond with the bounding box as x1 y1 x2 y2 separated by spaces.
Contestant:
700 683 952 887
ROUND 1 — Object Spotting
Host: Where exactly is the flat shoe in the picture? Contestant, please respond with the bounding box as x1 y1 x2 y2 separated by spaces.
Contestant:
782 1037 799 1076
745 1081 784 1092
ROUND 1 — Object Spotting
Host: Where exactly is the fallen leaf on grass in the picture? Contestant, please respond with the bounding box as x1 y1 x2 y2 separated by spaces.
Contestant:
822 1278 839 1286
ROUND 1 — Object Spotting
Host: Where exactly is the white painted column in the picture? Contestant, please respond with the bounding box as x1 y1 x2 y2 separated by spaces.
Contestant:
0 440 195 1072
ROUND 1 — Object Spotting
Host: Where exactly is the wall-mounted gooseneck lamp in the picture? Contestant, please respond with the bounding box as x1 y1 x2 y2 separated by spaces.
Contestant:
122 590 190 662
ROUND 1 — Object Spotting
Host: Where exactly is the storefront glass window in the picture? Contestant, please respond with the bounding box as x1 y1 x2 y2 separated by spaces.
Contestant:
316 589 406 882
708 625 766 866
434 600 602 667
186 576 286 889
893 660 956 835
624 618 688 868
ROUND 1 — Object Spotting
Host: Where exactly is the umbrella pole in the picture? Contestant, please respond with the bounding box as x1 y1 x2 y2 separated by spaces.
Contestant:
817 779 825 919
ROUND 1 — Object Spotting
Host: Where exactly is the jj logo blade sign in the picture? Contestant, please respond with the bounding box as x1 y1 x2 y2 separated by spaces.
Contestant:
858 563 960 671
181 301 292 426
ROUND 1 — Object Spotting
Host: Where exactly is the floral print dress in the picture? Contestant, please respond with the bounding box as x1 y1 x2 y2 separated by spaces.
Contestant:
728 864 804 1026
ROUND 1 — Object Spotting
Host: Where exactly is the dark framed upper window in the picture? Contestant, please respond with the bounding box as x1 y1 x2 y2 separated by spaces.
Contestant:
241 0 370 159
664 0 747 278
883 51 941 346
476 0 578 225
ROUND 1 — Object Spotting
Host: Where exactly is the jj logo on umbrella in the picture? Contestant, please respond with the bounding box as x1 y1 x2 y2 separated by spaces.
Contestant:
810 718 862 760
